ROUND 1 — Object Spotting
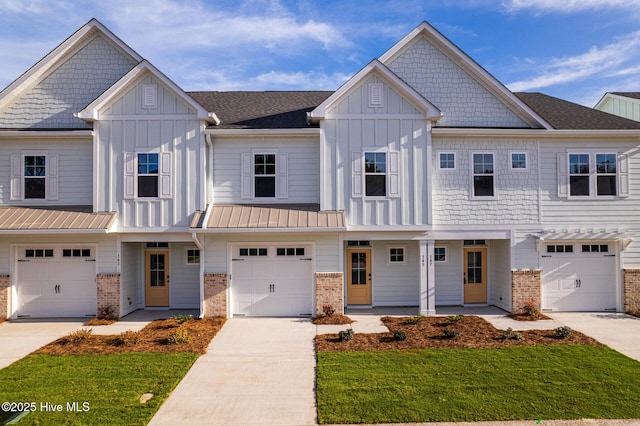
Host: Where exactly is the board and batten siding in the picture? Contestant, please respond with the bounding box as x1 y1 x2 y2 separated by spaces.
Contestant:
0 138 93 206
432 138 539 225
95 75 204 229
384 36 529 128
598 97 640 122
210 137 320 204
372 241 419 306
321 75 429 227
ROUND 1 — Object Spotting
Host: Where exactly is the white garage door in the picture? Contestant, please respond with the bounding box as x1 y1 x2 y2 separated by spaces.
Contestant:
16 246 97 318
231 244 313 316
541 243 617 311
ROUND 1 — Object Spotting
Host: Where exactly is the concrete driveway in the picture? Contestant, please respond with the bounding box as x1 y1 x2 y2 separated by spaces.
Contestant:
0 319 85 369
549 312 640 361
149 318 316 426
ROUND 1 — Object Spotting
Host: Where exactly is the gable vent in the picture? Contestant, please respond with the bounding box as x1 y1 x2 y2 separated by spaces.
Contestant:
369 83 383 107
142 84 157 108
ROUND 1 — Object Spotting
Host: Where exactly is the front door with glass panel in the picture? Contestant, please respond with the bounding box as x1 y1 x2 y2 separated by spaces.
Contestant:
347 249 371 305
145 251 169 307
463 248 487 304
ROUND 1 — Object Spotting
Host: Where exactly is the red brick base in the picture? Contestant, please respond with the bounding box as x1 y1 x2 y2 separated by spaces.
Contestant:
315 272 344 316
511 270 541 313
0 275 9 320
624 269 640 314
97 274 121 319
204 274 227 317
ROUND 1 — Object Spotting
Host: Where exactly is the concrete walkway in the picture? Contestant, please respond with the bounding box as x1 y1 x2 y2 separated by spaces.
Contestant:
548 312 640 362
148 318 317 426
0 319 84 369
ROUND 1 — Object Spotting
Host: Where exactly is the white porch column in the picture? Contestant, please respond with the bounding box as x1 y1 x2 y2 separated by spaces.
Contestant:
419 240 437 315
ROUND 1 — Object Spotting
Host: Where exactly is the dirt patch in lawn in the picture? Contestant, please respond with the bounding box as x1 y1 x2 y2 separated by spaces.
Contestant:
313 314 354 325
36 317 226 355
316 315 600 352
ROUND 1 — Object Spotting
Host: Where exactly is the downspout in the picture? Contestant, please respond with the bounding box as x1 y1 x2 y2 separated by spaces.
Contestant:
192 231 205 319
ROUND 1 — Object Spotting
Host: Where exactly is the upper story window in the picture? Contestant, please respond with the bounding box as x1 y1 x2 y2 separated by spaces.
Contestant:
352 150 399 198
241 152 288 200
254 154 276 198
562 152 623 198
439 152 456 170
10 152 58 201
24 155 46 199
124 152 172 200
510 152 527 170
365 152 387 197
137 153 159 197
472 153 494 197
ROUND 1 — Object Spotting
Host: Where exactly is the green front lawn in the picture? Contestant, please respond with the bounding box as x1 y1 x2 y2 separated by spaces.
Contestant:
317 345 640 424
0 353 197 425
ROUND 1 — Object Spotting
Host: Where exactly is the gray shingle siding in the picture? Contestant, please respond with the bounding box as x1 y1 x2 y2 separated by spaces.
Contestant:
0 35 136 129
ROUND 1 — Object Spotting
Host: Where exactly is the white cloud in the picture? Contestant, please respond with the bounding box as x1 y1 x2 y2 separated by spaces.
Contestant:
507 31 640 92
503 0 640 13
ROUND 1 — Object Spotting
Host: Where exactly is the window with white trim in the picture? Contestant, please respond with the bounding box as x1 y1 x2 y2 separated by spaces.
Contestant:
388 247 405 263
124 151 172 200
562 152 622 198
510 152 527 170
186 248 200 265
434 247 447 262
137 153 159 197
472 153 494 197
596 153 617 196
240 152 288 199
365 152 387 197
10 152 59 201
439 152 456 170
352 149 399 198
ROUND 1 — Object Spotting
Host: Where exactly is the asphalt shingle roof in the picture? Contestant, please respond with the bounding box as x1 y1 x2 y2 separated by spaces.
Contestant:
515 92 640 130
187 91 332 129
610 92 640 100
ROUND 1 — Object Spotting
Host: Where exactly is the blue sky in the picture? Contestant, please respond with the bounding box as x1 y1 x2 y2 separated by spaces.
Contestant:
2 0 640 106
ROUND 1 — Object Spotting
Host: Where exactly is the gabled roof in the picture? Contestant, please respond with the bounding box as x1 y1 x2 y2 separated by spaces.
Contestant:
0 18 141 115
594 92 640 111
78 60 217 123
308 59 443 122
379 21 552 130
515 92 640 130
188 91 331 129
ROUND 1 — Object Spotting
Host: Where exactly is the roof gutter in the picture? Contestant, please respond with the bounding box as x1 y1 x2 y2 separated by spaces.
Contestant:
433 128 640 138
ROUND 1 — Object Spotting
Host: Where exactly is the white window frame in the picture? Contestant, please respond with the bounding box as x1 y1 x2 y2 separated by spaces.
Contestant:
185 248 200 265
124 150 172 200
434 246 447 263
387 246 406 264
241 150 288 200
353 147 400 199
438 151 456 170
563 151 622 199
470 151 496 199
509 151 528 171
11 151 59 201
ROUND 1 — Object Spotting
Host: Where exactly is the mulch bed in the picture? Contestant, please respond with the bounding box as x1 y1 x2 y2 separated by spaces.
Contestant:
313 314 354 325
36 317 226 355
315 315 600 352
84 317 118 326
508 311 552 321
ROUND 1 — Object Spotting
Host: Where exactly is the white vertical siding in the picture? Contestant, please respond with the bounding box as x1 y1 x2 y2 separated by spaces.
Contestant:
169 242 199 309
211 137 320 204
372 241 419 306
120 242 143 315
489 239 511 311
598 98 640 122
434 240 463 305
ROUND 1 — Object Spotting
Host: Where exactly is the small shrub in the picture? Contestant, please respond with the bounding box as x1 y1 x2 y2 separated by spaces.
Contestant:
97 305 117 320
171 314 193 324
555 326 572 339
338 328 354 342
444 328 460 339
393 329 407 341
322 304 335 317
167 327 191 344
446 314 464 323
500 327 513 340
521 298 539 316
405 314 424 324
513 332 524 341
67 328 93 344
117 330 139 346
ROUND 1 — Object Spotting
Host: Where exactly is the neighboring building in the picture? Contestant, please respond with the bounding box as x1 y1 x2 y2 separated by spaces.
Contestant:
595 92 640 122
1 19 639 320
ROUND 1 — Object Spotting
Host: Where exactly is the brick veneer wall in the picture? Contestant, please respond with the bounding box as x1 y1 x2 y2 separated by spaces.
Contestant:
0 275 9 320
204 274 227 317
97 274 120 319
511 270 541 313
623 269 640 314
315 272 344 316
